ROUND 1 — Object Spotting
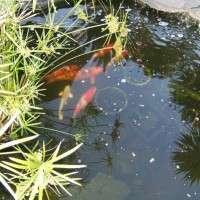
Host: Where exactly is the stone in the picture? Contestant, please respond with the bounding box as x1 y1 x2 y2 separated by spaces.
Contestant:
138 0 200 21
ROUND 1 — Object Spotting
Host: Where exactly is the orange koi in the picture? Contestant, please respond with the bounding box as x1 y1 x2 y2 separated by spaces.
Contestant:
89 43 114 64
44 72 79 84
43 65 78 79
73 86 97 119
43 65 79 84
75 66 103 84
44 65 103 84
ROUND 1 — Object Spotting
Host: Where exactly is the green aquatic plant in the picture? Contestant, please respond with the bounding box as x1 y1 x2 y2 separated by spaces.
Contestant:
0 0 87 137
0 141 86 200
76 5 88 22
102 0 130 45
0 0 47 138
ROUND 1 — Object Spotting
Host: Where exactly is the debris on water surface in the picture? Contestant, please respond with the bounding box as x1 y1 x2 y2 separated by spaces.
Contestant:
177 33 184 38
121 78 127 83
158 21 169 26
186 193 191 198
149 158 155 163
132 152 136 157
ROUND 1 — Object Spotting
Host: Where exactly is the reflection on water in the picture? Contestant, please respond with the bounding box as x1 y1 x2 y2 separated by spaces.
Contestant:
14 1 200 200
172 127 200 185
124 61 151 86
95 87 128 114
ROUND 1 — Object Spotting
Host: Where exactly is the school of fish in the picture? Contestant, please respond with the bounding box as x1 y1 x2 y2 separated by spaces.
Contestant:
43 43 128 120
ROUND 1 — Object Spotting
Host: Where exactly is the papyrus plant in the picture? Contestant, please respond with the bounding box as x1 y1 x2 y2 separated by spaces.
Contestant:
0 141 86 200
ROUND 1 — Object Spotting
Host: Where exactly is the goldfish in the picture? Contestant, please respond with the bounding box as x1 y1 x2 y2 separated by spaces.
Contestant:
58 85 73 120
88 43 114 64
43 65 79 84
44 66 103 84
75 66 103 84
73 86 97 119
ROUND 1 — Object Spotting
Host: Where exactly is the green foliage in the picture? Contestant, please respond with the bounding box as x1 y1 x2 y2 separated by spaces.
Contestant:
0 1 88 199
0 142 86 200
0 0 46 137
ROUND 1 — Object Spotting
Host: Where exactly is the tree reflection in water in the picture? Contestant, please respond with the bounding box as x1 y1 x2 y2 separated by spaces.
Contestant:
110 114 124 148
100 150 114 171
38 101 124 172
90 136 107 153
172 127 200 184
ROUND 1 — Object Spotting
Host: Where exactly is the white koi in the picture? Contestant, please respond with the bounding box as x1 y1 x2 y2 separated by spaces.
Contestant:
58 85 73 120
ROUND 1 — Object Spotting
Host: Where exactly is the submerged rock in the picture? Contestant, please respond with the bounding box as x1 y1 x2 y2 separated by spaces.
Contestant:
138 0 200 21
65 172 130 200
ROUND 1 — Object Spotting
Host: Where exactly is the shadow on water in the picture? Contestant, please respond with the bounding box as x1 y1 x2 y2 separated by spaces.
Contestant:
5 0 200 200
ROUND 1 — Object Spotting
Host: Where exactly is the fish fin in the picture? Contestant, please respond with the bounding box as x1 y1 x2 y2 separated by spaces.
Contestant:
90 77 95 85
59 112 63 120
110 50 113 57
105 61 113 73
88 54 97 65
45 78 55 84
69 93 73 98
59 92 63 96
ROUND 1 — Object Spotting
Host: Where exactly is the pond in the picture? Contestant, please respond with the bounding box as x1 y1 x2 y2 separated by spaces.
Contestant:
4 0 200 199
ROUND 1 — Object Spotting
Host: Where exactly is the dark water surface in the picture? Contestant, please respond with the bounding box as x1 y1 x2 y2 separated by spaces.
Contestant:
15 1 200 200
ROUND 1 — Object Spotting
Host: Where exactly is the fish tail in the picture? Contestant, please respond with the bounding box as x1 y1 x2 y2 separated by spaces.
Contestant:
45 78 55 84
59 112 63 120
88 54 97 65
104 61 113 73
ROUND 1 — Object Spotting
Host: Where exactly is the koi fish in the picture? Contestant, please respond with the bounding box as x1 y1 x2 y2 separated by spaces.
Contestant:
43 65 79 84
88 43 114 64
73 86 97 119
44 72 79 84
44 65 103 84
58 85 73 120
75 66 103 84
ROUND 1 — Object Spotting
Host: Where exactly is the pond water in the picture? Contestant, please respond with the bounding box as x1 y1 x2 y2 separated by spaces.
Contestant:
6 1 200 200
